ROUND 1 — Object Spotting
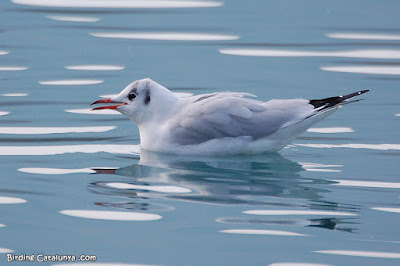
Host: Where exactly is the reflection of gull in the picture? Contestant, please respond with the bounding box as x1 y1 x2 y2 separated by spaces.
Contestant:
93 151 328 205
90 152 358 231
91 78 368 155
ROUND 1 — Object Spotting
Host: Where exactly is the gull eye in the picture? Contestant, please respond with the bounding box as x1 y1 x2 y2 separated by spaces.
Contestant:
128 92 137 101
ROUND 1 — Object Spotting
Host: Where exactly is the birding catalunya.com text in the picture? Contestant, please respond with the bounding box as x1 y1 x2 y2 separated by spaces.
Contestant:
6 253 97 263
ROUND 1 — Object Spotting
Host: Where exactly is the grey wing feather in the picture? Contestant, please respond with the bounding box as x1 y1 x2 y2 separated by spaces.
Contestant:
169 92 314 145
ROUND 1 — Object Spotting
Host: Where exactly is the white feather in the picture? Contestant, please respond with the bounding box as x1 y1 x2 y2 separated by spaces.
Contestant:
103 79 347 155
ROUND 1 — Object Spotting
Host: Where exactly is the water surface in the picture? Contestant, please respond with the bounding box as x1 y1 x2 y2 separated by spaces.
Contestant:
1 0 400 265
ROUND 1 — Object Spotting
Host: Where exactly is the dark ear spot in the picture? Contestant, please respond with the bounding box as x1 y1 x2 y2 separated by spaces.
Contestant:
144 89 151 105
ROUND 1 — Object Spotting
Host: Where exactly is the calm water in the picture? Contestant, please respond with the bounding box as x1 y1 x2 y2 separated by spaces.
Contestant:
1 0 400 265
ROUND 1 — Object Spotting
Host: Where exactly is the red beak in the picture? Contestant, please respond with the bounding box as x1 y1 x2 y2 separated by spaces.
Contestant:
90 98 127 111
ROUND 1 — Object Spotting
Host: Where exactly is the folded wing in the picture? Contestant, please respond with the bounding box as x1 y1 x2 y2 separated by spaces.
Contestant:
168 92 315 145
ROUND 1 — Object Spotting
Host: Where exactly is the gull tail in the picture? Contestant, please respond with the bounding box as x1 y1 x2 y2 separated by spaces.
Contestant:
309 89 370 111
281 89 369 130
268 89 369 151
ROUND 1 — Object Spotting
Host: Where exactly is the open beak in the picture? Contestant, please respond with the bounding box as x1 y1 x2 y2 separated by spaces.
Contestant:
90 98 127 110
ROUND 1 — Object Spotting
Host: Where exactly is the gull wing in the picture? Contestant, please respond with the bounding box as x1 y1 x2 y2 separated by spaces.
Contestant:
168 92 315 145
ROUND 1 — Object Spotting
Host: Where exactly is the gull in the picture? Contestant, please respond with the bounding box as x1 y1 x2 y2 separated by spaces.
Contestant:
91 78 368 155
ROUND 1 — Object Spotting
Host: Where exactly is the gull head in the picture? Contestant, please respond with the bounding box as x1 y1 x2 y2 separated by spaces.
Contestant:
91 78 179 125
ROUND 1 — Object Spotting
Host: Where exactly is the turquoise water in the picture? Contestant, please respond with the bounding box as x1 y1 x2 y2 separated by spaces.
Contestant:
1 0 400 265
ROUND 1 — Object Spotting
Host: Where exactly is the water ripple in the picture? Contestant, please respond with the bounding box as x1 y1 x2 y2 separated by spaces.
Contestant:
59 210 162 221
331 180 400 189
65 108 120 115
372 207 400 213
46 15 101 22
0 51 9 56
12 0 223 9
314 250 400 259
90 32 239 41
0 196 27 204
220 229 307 236
39 79 104 85
65 65 125 71
304 169 341 173
0 126 116 134
219 217 357 232
106 182 192 194
1 93 28 97
0 144 140 156
0 66 29 71
243 210 357 216
96 201 174 212
0 136 121 143
327 32 400 41
19 167 95 175
300 162 343 173
269 263 332 266
219 48 400 59
0 248 14 253
307 127 354 133
297 143 400 151
322 65 400 75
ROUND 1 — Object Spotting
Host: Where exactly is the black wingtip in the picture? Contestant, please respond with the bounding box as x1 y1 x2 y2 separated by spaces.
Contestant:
310 89 370 109
341 89 370 101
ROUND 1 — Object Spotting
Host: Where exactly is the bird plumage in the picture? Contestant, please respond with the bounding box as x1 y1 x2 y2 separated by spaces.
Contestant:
91 78 368 155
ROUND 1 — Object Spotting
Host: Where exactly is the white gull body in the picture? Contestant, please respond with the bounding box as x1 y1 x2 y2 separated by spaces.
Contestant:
91 78 367 155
